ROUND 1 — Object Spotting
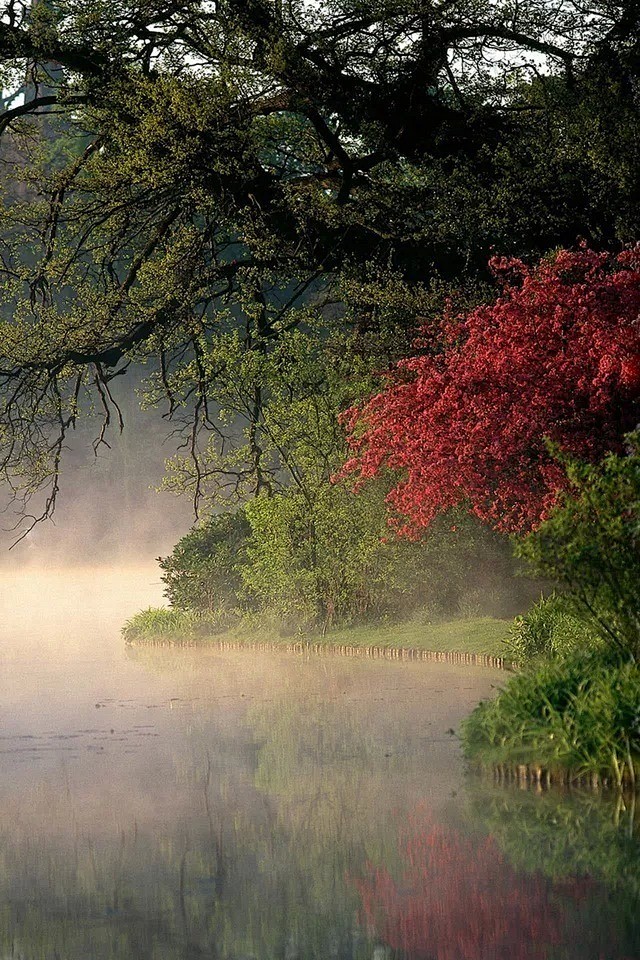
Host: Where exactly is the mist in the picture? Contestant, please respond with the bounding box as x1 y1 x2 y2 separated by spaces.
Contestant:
0 377 194 569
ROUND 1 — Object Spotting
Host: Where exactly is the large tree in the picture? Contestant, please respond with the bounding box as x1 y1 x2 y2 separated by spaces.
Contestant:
0 0 638 531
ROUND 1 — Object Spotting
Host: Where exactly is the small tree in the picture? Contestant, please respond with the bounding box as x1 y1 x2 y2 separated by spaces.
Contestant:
159 510 252 615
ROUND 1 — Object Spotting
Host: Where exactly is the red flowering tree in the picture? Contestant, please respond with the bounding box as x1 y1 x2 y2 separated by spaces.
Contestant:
342 248 640 533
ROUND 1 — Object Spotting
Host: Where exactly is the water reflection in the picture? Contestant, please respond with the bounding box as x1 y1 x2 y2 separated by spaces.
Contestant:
354 791 640 960
0 570 638 958
355 812 571 960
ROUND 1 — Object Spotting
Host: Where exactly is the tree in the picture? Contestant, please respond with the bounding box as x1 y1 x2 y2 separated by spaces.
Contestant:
341 247 640 534
159 509 252 614
0 1 638 529
517 436 640 657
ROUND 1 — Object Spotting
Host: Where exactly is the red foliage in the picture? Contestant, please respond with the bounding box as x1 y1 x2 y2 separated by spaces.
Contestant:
341 247 640 533
354 815 572 960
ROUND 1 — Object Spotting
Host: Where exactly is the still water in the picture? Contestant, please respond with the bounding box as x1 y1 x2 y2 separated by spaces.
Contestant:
0 568 638 960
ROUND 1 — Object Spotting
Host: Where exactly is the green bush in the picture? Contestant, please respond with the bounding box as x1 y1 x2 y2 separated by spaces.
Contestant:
517 437 640 659
506 593 601 665
462 650 640 786
159 510 252 615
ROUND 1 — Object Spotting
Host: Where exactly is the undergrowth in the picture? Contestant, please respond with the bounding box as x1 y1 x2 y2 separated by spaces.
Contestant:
506 593 601 665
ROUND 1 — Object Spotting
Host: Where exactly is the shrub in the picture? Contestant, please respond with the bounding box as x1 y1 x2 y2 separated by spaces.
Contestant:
462 651 640 786
241 492 320 633
506 594 601 665
517 436 640 659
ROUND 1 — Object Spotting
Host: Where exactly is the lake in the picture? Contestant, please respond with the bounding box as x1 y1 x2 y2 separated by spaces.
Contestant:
0 567 638 959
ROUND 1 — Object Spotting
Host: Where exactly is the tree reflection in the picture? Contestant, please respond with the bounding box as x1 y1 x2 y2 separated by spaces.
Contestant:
354 811 568 960
467 785 640 958
354 795 640 960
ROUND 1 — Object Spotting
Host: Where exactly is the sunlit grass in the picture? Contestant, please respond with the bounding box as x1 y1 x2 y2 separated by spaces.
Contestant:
321 618 510 656
123 607 510 657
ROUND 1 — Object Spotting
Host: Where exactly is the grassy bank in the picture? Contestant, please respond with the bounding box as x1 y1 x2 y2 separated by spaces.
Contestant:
122 607 511 662
122 606 640 790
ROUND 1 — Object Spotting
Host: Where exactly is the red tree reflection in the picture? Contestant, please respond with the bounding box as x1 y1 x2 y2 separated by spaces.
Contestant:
354 813 572 960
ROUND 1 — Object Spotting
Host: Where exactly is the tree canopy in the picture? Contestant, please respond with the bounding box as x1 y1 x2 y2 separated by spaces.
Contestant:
0 0 638 530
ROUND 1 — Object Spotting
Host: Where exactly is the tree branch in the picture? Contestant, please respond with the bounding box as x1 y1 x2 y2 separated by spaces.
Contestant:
0 94 87 136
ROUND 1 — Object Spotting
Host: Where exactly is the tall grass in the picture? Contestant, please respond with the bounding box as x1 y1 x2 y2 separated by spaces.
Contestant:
462 650 640 787
122 607 221 645
506 593 601 665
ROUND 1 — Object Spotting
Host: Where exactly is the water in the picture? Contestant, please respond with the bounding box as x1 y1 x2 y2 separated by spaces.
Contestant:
0 568 638 959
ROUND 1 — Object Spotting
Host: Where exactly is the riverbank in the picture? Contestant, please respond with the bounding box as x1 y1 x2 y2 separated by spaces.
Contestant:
122 604 640 792
122 608 512 667
462 649 640 790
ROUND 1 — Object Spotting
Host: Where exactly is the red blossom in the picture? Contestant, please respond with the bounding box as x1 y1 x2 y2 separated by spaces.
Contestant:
341 247 640 533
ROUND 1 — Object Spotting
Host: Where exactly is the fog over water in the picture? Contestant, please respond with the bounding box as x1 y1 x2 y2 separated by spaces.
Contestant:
0 566 637 958
0 566 500 955
0 442 638 960
0 390 194 565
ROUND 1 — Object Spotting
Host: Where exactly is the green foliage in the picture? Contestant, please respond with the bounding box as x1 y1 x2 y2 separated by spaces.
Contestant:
506 594 601 666
465 439 640 787
240 492 319 632
160 305 426 508
153 456 527 637
241 481 427 631
517 437 640 658
462 651 640 785
238 484 525 632
159 510 252 614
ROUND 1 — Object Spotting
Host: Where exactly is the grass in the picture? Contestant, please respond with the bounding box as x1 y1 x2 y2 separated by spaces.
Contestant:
320 617 510 656
461 649 640 788
506 592 602 665
122 606 511 659
122 607 224 644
